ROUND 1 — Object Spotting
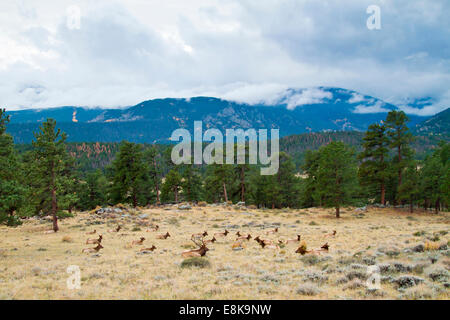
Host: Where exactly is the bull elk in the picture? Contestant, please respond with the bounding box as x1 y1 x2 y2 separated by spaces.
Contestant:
214 230 229 238
86 234 102 245
131 237 146 245
140 245 157 252
82 243 103 254
286 234 301 244
108 225 121 233
157 232 170 239
182 238 209 258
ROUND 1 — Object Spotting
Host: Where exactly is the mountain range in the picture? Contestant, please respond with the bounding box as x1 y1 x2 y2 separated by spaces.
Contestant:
5 87 445 144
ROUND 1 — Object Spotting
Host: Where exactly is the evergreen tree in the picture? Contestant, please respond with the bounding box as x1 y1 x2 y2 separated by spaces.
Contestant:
143 147 161 204
181 165 203 202
161 169 182 203
277 152 300 208
358 123 390 204
315 141 358 218
398 162 420 212
301 149 321 207
0 109 25 226
31 119 71 231
385 111 414 201
79 170 107 210
110 141 147 207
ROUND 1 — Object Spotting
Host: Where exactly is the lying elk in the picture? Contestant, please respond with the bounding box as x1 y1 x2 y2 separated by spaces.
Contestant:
214 230 229 238
254 236 273 246
265 227 278 235
140 245 157 252
146 225 159 232
204 237 217 244
82 243 103 254
236 234 252 241
86 234 102 245
259 241 279 250
181 239 209 258
131 237 145 245
86 229 96 235
108 225 121 233
192 231 208 238
157 232 170 239
285 235 301 244
325 230 336 237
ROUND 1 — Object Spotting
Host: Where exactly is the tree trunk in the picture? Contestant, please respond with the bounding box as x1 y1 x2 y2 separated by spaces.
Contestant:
336 206 340 218
380 183 385 205
174 187 178 203
398 145 402 187
133 193 137 208
223 181 228 203
240 167 245 203
409 200 413 213
435 199 440 213
51 177 58 232
154 159 160 204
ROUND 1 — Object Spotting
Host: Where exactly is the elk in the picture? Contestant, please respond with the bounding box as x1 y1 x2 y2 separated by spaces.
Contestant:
181 238 209 258
157 232 170 239
204 237 217 244
321 243 330 251
265 227 278 235
86 229 96 235
131 237 146 245
259 241 280 250
286 234 301 244
214 230 229 238
325 230 336 237
108 225 121 233
43 230 56 234
82 243 103 254
236 234 252 241
192 231 208 238
140 245 157 252
254 236 273 246
146 225 159 232
86 234 102 245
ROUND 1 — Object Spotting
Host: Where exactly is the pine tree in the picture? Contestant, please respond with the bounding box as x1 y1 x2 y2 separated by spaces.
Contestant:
110 141 147 207
31 119 71 232
385 111 414 201
79 170 107 210
398 162 420 212
358 123 390 204
301 149 321 207
181 165 203 202
143 147 162 204
161 169 182 203
0 109 25 226
277 152 300 208
315 141 358 218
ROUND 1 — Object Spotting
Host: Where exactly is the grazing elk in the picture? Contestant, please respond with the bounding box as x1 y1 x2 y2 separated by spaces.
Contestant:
82 243 103 254
236 234 252 241
181 239 209 258
86 229 96 235
214 230 229 238
265 227 278 235
157 232 170 239
108 225 121 233
140 245 157 252
86 234 103 245
131 237 146 245
286 234 301 244
204 237 217 244
146 225 159 232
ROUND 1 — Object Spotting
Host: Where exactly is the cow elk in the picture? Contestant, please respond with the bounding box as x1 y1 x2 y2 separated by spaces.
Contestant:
140 245 157 252
236 234 252 241
86 229 96 235
157 232 170 239
254 236 273 246
265 227 278 235
214 230 229 238
146 225 159 232
82 243 104 254
286 234 301 244
132 237 146 245
108 225 121 233
204 237 217 244
86 234 102 245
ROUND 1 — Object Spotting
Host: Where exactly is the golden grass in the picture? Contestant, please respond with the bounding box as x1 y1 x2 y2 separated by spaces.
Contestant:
0 206 448 300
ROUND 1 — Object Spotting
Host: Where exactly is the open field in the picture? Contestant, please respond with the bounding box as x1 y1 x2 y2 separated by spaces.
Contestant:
0 205 449 300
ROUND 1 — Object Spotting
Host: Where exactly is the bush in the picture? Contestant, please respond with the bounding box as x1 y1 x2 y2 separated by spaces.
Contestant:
57 211 74 219
296 283 321 296
181 257 210 269
5 215 22 227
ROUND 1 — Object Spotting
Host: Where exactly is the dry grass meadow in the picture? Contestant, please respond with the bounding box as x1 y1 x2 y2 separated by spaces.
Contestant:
0 204 449 300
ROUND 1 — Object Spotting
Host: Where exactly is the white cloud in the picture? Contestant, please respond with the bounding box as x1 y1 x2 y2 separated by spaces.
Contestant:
353 101 391 114
281 88 333 110
0 0 448 116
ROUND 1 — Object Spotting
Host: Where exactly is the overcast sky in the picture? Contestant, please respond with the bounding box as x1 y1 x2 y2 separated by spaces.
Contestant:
0 0 449 115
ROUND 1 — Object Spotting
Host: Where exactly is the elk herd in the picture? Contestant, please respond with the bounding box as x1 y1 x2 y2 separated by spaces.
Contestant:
79 221 336 258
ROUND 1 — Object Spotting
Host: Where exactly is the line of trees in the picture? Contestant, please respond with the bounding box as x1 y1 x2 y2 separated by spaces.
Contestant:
0 108 448 230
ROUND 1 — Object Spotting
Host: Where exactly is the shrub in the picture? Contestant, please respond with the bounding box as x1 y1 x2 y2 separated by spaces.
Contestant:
61 236 73 243
424 242 440 251
181 257 210 269
296 283 321 296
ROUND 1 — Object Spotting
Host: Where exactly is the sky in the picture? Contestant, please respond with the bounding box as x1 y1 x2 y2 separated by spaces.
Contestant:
0 0 449 115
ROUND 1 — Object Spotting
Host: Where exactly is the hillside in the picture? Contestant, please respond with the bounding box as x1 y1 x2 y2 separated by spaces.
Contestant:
413 108 450 139
6 87 429 143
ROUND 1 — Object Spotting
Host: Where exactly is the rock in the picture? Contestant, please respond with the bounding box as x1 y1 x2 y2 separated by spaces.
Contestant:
178 204 192 210
355 206 367 212
138 213 149 219
236 201 246 206
411 244 425 253
232 247 244 251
